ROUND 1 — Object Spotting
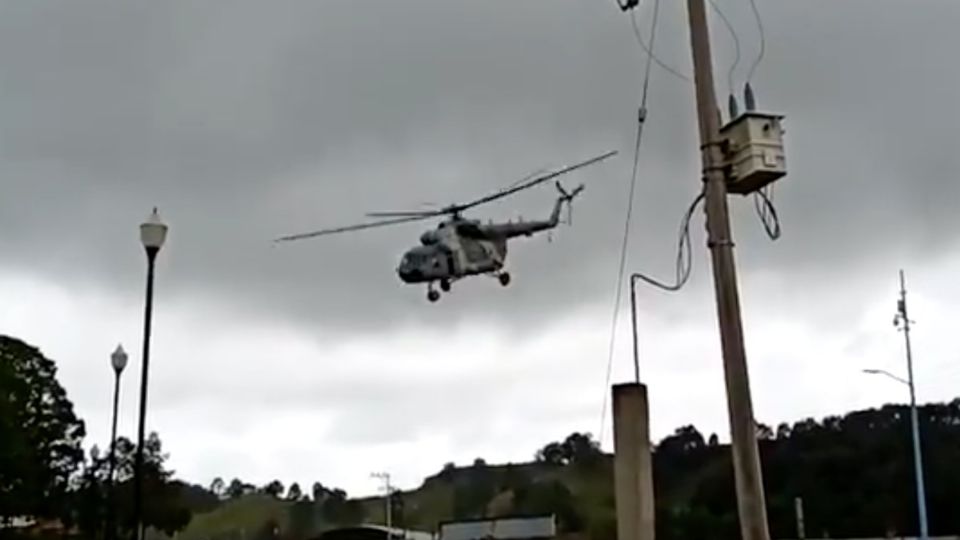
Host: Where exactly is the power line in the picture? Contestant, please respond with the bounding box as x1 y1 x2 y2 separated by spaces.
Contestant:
707 0 742 100
745 0 766 83
598 0 663 446
629 6 691 83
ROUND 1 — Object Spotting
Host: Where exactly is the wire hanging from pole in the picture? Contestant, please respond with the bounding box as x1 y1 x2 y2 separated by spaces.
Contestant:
630 9 692 84
598 0 664 446
632 191 705 291
745 0 766 84
707 0 742 102
752 184 781 240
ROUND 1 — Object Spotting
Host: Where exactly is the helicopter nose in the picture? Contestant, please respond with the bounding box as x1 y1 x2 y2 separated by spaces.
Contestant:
398 266 423 283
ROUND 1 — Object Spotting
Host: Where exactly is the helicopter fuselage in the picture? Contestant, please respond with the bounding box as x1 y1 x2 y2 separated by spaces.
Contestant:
396 220 504 284
396 193 569 288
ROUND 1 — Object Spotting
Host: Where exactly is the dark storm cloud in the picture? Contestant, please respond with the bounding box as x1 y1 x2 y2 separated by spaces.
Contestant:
2 0 958 332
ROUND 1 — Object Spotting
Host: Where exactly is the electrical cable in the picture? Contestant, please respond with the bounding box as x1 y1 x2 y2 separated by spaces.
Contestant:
633 191 705 291
739 0 777 241
707 0 742 101
745 0 766 83
629 7 692 83
753 184 781 240
597 0 663 445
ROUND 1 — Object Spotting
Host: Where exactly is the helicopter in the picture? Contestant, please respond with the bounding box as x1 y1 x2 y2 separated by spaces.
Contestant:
274 150 617 302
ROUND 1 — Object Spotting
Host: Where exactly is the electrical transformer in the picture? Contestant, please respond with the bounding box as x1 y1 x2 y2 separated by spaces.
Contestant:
719 111 786 195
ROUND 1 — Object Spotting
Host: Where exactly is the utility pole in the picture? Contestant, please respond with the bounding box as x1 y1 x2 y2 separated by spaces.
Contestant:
794 497 806 540
896 270 929 540
685 2 771 540
371 472 393 537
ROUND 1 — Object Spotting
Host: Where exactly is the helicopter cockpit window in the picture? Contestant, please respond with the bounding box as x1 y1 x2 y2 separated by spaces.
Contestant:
403 251 431 266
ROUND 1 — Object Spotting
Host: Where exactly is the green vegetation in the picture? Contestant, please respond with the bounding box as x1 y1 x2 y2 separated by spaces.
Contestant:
3 333 960 540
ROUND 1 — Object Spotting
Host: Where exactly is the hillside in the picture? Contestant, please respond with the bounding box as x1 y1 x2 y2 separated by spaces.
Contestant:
173 400 960 540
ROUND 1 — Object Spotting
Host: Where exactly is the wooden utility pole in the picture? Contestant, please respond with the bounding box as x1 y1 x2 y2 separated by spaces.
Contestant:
685 1 772 540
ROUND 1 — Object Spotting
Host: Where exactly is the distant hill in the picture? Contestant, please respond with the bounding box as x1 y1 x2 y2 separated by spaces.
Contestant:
172 400 960 540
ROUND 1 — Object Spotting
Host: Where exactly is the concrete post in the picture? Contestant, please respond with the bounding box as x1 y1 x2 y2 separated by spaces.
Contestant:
613 382 656 540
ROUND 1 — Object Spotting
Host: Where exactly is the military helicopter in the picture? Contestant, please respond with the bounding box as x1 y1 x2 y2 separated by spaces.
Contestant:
275 150 617 302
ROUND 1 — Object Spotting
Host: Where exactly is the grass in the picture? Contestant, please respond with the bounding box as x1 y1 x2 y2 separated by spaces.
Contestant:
177 494 291 540
171 458 620 540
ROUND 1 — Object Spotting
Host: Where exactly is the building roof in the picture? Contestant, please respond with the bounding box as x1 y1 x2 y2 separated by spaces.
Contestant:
313 524 435 540
439 515 556 540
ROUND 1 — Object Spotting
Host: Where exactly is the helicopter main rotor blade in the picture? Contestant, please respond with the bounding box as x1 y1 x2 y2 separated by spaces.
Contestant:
365 210 442 218
274 214 433 243
450 149 618 214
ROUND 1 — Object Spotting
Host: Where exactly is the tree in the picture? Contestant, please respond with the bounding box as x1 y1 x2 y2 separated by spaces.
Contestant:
287 482 303 501
535 432 602 466
563 432 602 466
473 457 487 468
226 478 246 499
312 482 326 503
756 423 774 441
263 480 284 498
535 441 566 465
438 462 457 481
0 335 86 522
210 477 226 499
69 433 193 538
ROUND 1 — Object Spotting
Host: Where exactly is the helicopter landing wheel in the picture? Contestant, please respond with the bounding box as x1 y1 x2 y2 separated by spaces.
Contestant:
498 272 511 287
440 279 451 292
427 289 441 302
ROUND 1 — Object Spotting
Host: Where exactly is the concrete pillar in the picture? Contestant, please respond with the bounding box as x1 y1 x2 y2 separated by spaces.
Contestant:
613 382 656 540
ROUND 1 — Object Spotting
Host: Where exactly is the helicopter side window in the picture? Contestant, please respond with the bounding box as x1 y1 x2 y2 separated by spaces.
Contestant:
462 239 487 263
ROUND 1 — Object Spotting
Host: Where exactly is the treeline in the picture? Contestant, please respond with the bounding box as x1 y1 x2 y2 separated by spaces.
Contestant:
435 403 960 540
645 400 960 539
4 333 960 540
0 335 361 540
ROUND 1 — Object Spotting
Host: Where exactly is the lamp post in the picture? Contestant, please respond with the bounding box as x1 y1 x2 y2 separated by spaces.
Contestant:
132 208 168 540
862 269 928 540
107 344 128 540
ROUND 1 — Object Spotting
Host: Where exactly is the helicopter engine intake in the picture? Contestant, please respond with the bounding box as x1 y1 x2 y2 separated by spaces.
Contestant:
419 230 440 245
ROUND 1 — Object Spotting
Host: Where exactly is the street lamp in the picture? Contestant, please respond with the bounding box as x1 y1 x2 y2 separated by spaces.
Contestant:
107 344 128 540
132 208 168 540
862 270 928 540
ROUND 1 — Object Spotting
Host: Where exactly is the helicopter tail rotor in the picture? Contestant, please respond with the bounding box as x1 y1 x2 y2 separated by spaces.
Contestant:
556 181 585 225
556 180 585 201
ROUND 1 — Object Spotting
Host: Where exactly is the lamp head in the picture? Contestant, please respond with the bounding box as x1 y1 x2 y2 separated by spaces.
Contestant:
140 207 168 251
111 344 128 373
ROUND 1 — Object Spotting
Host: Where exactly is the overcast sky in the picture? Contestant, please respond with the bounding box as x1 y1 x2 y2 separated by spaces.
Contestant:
2 0 959 498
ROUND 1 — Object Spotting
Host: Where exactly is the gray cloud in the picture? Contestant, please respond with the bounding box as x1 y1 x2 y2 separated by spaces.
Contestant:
2 0 959 335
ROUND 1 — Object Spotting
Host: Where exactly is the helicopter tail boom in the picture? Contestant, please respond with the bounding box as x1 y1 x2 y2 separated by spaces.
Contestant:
479 181 584 239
